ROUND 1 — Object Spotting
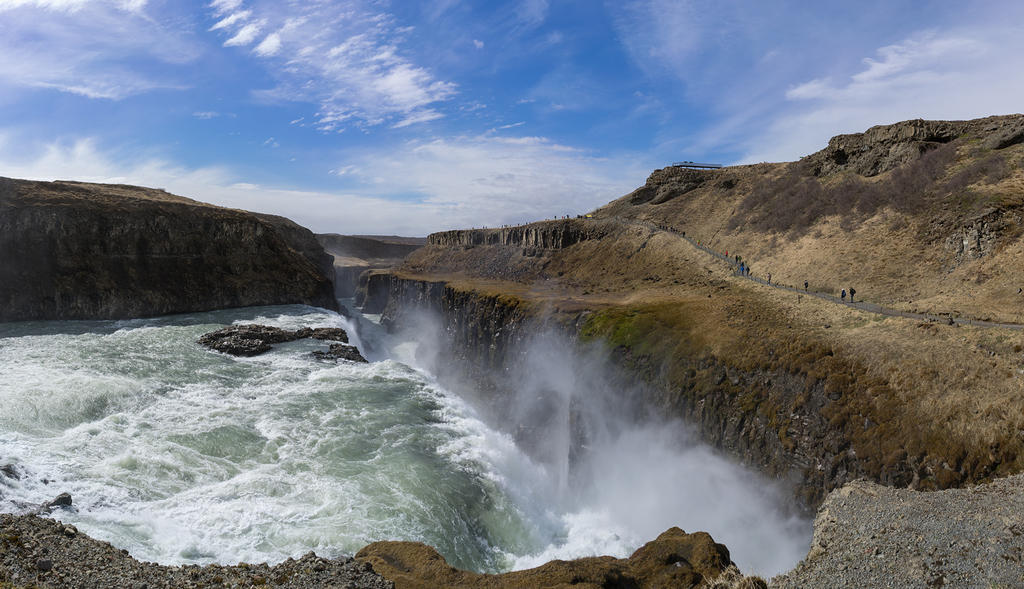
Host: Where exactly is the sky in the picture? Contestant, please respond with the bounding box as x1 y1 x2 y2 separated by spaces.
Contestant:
1 0 1023 235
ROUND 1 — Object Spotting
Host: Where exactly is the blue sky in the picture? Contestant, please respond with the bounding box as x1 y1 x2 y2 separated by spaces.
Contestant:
2 0 1023 235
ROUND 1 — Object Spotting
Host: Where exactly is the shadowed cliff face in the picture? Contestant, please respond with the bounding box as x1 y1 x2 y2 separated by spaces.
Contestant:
0 178 338 321
316 234 425 298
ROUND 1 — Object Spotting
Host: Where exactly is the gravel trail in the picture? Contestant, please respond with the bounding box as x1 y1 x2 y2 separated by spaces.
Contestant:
771 475 1024 588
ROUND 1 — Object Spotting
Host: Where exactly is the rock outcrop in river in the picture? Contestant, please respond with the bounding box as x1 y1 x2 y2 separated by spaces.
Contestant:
0 178 337 321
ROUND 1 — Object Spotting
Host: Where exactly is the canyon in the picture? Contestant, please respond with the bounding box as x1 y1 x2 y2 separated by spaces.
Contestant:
4 114 1024 587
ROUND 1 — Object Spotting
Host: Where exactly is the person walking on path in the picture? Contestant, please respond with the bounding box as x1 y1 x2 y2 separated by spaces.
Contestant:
849 287 856 303
804 280 809 291
767 273 772 285
841 289 847 302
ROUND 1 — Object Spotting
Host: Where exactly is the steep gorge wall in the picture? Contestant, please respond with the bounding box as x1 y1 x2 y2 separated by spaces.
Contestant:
0 178 337 321
428 218 618 250
363 273 860 509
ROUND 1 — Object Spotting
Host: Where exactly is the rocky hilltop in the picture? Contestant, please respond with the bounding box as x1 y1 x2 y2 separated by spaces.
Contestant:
0 178 337 321
601 114 1024 324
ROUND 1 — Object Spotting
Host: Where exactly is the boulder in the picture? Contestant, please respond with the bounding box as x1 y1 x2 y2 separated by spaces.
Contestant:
356 526 762 589
198 324 365 361
294 327 349 342
41 492 73 512
197 325 295 356
0 464 19 480
312 344 368 363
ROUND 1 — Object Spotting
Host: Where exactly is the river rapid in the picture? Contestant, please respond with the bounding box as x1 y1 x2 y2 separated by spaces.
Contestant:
0 304 809 577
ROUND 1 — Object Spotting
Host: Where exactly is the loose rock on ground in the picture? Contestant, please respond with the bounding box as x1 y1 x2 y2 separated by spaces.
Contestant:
771 474 1024 588
0 513 393 589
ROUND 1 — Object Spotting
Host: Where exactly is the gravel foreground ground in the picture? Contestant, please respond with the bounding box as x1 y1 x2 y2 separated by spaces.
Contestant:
6 473 1024 589
0 513 393 589
771 474 1024 588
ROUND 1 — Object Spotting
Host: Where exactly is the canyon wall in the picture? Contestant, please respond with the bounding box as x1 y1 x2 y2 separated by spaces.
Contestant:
362 201 1024 509
361 270 851 509
0 178 337 321
316 234 424 297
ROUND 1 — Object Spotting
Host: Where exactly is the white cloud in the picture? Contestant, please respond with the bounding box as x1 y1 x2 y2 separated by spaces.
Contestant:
210 9 250 30
253 32 281 56
785 78 834 101
472 39 484 49
192 111 220 119
208 1 457 130
209 0 242 16
0 131 646 235
338 134 645 228
0 0 147 12
392 110 444 128
515 0 549 28
0 1 199 99
738 28 1024 163
224 22 262 46
610 0 706 76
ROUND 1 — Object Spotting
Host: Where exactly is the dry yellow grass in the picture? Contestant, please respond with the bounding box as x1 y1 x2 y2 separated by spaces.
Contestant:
398 211 1024 496
596 135 1024 324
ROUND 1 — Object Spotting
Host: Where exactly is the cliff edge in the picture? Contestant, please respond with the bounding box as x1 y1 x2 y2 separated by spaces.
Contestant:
0 178 338 321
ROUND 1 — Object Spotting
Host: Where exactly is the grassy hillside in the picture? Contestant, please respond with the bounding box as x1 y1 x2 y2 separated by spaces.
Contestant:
595 115 1024 324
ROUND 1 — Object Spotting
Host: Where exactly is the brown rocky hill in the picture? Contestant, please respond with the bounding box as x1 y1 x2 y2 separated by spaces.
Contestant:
372 115 1024 511
597 114 1024 324
0 178 337 321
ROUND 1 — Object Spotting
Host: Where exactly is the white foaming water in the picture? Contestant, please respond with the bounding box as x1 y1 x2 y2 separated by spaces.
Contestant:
0 304 810 577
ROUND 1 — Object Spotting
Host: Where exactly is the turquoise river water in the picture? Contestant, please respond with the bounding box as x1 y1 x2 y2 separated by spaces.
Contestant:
0 304 809 577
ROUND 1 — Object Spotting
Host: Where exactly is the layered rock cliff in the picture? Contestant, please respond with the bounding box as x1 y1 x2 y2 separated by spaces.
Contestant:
0 178 337 321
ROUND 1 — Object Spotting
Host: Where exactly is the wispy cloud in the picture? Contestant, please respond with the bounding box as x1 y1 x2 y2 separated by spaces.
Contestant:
0 130 646 234
0 1 199 99
224 21 263 46
514 0 549 28
0 0 147 12
739 27 1024 163
337 134 645 228
207 1 457 131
